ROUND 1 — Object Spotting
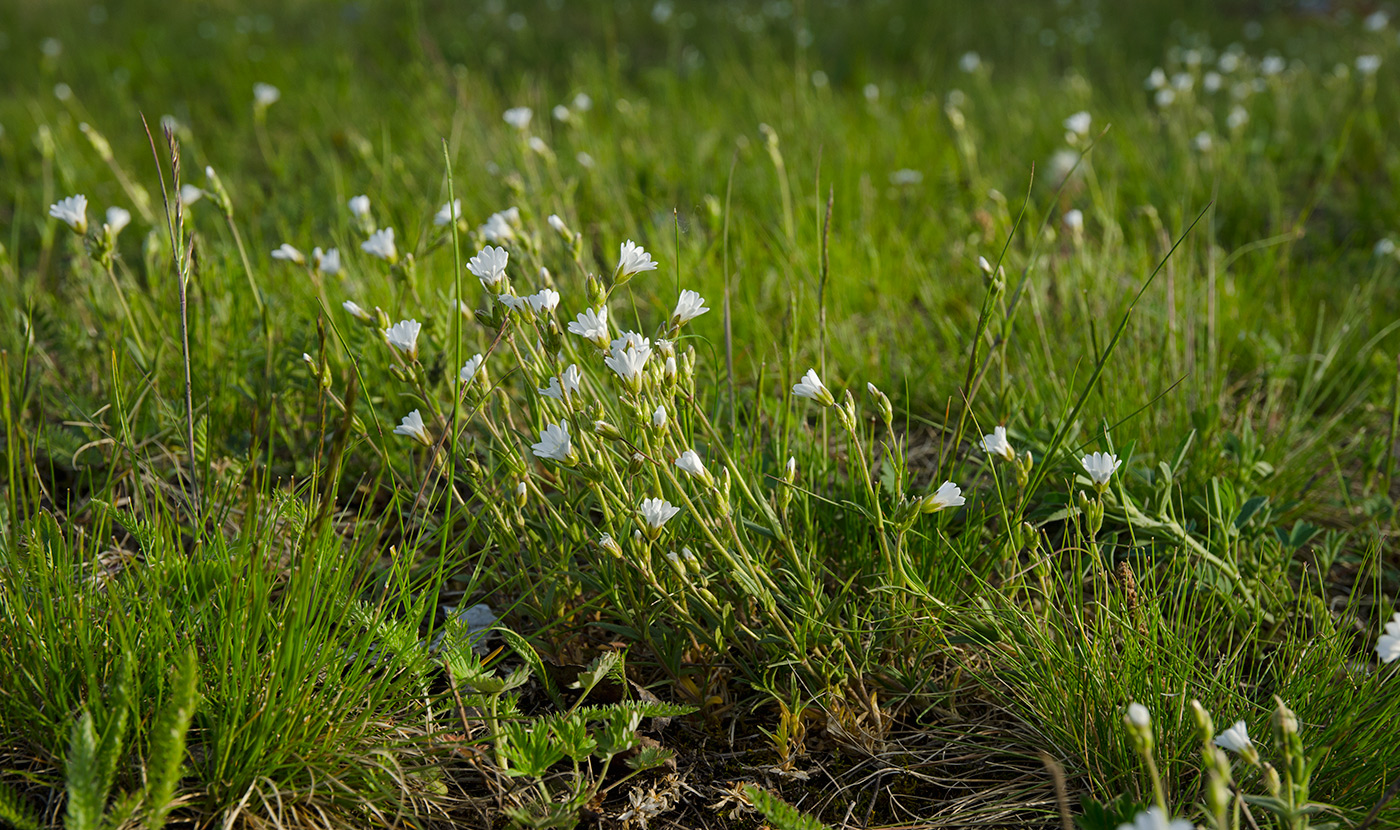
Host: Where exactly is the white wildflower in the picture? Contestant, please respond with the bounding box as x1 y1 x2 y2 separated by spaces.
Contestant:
568 306 610 346
530 421 575 464
434 198 462 226
104 206 131 236
253 82 281 107
503 106 533 130
791 368 834 406
1116 807 1192 830
313 247 341 275
1082 452 1122 487
393 410 431 446
468 245 509 289
921 481 965 513
526 288 560 315
1378 612 1400 663
271 243 305 265
670 289 710 327
342 300 372 322
638 497 680 535
979 426 1015 462
361 228 398 263
384 319 422 360
652 405 667 428
615 239 658 280
49 195 88 235
459 353 485 385
348 194 371 218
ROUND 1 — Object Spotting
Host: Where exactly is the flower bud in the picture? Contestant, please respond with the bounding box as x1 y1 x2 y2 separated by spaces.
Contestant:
784 456 797 484
866 382 893 426
515 480 528 508
627 452 645 477
593 420 623 440
587 274 606 307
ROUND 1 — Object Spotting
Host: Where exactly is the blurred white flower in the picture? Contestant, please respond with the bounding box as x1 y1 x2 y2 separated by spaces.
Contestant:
639 497 680 532
1356 54 1382 76
863 82 880 102
1171 72 1193 92
313 247 341 275
1376 238 1398 258
1116 807 1192 830
1203 71 1223 93
503 106 533 130
179 184 204 206
1063 209 1084 233
361 228 397 262
979 426 1015 461
348 194 371 217
393 410 431 445
477 212 516 242
1214 720 1255 756
671 290 710 327
612 331 650 353
253 82 281 107
552 104 571 122
497 293 529 314
1227 105 1250 130
527 136 550 155
1127 702 1151 728
1194 132 1214 153
1261 55 1285 76
547 213 571 238
1064 110 1091 137
616 239 658 279
384 319 422 359
531 421 575 463
1378 612 1400 663
527 288 560 315
342 300 371 321
568 306 610 346
434 199 462 226
1365 10 1389 31
675 449 709 481
791 368 834 406
1218 51 1241 73
959 51 981 73
1082 452 1122 486
889 168 923 185
49 195 88 234
1049 149 1081 185
49 83 69 101
459 353 485 384
105 206 131 236
572 92 593 111
576 151 596 168
468 245 509 289
1145 67 1167 90
923 481 966 512
653 404 667 428
1154 88 1176 107
271 243 305 265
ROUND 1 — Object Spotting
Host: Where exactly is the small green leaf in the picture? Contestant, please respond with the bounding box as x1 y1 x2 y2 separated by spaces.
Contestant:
743 784 831 830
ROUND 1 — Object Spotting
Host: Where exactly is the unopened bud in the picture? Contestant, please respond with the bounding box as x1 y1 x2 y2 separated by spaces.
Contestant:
594 420 623 440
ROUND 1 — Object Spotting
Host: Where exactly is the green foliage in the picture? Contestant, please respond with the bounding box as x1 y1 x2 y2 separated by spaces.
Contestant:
143 647 199 830
743 785 831 830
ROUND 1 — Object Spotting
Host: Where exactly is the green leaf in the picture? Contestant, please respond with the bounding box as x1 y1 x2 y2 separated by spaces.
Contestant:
1233 495 1269 530
548 714 597 762
624 745 674 772
499 723 566 778
65 711 103 830
743 784 830 830
143 647 199 830
0 780 41 830
568 651 621 697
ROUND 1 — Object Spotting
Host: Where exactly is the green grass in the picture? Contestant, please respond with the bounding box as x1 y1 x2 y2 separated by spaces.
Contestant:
2 1 1400 827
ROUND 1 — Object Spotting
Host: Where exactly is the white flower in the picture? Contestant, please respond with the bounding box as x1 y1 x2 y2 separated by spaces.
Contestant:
503 106 533 130
889 168 924 185
791 368 834 406
49 195 88 234
1194 132 1214 153
313 247 341 275
105 206 131 236
639 497 680 533
530 421 575 463
1116 807 1192 830
611 331 650 353
468 245 509 289
1376 239 1398 259
598 533 622 556
1203 71 1223 93
477 212 516 242
922 481 965 512
384 319 422 359
1171 72 1193 92
1082 452 1123 486
652 405 667 428
547 214 570 238
539 364 581 400
1365 10 1389 31
616 239 658 279
785 456 797 481
671 290 710 327
348 194 371 218
527 136 550 155
1218 52 1241 73
434 199 462 226
1378 612 1400 663
497 293 529 314
393 409 431 445
342 300 371 322
361 228 397 262
979 426 1015 462
959 51 981 73
1145 67 1167 90
605 341 650 386
664 355 677 379
552 104 571 122
1154 88 1176 107
1127 702 1151 729
675 450 709 482
568 306 610 346
253 82 281 107
1356 54 1382 76
179 184 204 206
1063 209 1084 232
1227 106 1249 130
271 243 305 265
1214 720 1254 755
576 151 595 168
1063 110 1091 137
526 288 560 315
572 92 593 111
459 353 485 385
1261 55 1285 76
